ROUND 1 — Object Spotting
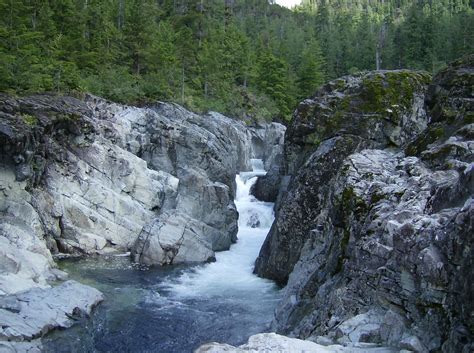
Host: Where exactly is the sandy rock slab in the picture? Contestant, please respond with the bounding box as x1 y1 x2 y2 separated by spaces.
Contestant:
195 333 398 353
0 281 103 343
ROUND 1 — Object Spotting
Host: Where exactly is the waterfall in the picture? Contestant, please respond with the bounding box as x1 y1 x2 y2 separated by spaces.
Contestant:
164 159 277 298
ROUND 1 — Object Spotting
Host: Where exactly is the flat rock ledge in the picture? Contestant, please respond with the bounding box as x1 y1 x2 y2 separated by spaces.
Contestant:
195 333 399 353
0 340 42 353
0 280 103 346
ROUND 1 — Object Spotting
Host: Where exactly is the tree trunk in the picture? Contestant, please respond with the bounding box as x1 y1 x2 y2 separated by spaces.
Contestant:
118 0 125 30
376 22 386 70
376 50 381 71
181 66 185 104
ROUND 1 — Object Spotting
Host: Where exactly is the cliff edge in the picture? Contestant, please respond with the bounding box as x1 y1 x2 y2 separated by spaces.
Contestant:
255 56 473 352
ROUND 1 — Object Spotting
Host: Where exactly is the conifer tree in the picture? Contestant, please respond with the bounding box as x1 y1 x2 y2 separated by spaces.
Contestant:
0 0 472 121
297 38 325 98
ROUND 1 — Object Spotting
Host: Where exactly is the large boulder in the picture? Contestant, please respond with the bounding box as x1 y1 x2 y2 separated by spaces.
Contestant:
131 211 217 266
255 70 431 286
0 281 103 341
255 55 473 352
250 165 281 203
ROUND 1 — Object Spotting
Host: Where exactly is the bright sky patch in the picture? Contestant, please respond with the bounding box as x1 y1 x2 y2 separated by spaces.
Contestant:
275 0 301 9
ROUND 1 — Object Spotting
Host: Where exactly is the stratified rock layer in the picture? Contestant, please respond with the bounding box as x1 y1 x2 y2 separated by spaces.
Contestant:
255 56 473 352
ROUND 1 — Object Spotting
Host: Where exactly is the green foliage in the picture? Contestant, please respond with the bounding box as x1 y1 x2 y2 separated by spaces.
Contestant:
0 0 472 121
297 38 325 98
301 0 474 78
80 67 144 104
257 52 295 119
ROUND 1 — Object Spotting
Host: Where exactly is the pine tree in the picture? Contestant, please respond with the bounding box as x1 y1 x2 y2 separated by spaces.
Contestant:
0 0 472 120
256 51 294 119
297 38 325 98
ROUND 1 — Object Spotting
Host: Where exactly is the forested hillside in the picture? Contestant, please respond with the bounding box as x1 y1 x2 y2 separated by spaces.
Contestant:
1 0 472 121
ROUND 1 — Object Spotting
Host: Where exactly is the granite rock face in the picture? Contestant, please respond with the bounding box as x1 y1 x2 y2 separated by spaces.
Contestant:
255 70 431 285
0 281 103 341
0 93 285 345
255 56 473 352
0 94 284 283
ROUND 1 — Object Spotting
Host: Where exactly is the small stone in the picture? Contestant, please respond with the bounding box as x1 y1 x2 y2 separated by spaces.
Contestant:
313 336 334 346
400 335 428 353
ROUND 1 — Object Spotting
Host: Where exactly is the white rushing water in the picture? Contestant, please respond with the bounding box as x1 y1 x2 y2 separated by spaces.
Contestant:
165 159 278 299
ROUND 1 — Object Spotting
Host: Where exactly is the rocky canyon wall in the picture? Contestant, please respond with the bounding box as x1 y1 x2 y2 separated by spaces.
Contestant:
254 56 473 352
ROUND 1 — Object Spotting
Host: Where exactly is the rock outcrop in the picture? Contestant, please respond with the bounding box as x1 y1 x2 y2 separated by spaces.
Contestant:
255 69 431 286
0 93 284 271
254 56 473 352
0 281 103 341
0 93 285 344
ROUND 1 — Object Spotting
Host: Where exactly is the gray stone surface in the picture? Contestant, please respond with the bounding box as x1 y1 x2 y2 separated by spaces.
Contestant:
0 93 285 286
131 210 216 266
0 340 42 353
255 70 432 286
0 93 285 345
195 333 397 353
0 281 102 341
255 56 473 352
250 165 281 203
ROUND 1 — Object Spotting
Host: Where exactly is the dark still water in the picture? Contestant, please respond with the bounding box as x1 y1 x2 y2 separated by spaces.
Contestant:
43 171 280 353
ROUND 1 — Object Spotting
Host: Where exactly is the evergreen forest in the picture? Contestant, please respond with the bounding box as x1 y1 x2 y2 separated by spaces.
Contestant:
1 0 473 121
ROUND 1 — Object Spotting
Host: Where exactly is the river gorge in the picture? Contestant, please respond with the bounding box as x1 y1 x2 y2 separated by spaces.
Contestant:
0 55 472 352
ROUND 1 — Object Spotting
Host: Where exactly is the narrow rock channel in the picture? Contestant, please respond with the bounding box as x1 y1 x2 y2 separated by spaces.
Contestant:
42 160 280 353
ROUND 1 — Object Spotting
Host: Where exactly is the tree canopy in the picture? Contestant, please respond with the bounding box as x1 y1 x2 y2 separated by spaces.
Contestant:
0 0 472 122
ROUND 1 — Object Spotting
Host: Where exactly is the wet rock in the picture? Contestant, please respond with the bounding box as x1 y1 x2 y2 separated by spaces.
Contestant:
250 165 281 202
0 281 102 341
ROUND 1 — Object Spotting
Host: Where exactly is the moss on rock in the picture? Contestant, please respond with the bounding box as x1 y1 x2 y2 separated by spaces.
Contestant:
21 114 38 127
286 69 431 168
